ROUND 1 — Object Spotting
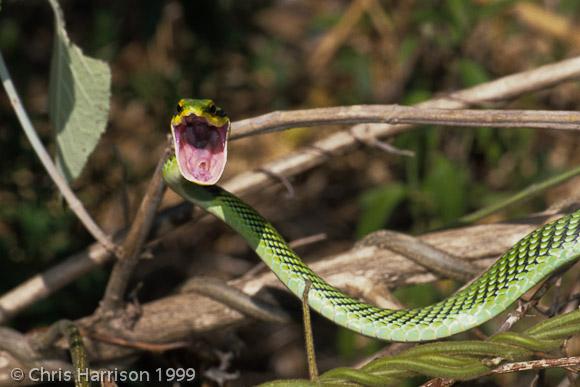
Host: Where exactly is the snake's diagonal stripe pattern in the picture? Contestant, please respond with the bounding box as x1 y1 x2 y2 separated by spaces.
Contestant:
164 157 580 342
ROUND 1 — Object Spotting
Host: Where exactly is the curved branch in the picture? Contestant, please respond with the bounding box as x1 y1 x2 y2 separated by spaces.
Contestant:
231 106 580 139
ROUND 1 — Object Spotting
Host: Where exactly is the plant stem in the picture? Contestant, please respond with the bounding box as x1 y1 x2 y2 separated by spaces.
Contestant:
457 164 580 225
302 280 319 382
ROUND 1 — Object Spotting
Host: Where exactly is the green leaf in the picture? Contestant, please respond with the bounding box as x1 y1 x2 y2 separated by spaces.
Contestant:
48 0 111 181
356 183 406 238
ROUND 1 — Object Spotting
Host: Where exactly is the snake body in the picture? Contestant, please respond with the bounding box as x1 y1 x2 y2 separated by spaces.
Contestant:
164 99 580 342
163 156 580 342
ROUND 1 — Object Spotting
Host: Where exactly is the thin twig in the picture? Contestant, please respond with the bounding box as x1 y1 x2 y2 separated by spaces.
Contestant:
98 144 171 314
231 106 580 139
367 138 415 157
351 125 415 156
302 280 319 382
257 167 296 198
83 330 189 352
289 233 327 249
489 356 580 376
0 51 118 255
180 277 292 323
2 56 580 323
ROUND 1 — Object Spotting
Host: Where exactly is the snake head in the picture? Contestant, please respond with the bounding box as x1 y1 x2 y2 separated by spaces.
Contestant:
171 99 230 185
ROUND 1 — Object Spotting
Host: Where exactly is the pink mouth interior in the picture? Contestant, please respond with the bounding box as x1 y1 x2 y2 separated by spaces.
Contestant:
173 116 228 185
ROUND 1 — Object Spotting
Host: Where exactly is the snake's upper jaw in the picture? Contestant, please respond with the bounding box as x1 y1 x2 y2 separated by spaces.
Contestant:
171 115 230 185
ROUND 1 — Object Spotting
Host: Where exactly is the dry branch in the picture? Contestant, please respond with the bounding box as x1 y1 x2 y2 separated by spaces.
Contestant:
490 356 580 376
98 145 170 314
231 106 580 139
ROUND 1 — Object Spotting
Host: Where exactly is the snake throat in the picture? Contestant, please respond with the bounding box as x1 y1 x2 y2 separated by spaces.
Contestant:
172 114 229 185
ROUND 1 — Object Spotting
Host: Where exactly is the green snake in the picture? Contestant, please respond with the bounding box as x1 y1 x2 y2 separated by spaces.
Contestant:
163 99 580 342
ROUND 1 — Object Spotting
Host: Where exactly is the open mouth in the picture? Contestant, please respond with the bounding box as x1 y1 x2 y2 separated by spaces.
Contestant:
172 115 229 185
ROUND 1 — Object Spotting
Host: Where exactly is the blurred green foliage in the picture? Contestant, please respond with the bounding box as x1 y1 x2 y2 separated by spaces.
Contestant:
356 183 405 238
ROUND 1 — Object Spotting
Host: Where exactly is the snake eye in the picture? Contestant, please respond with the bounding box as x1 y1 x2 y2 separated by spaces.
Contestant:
216 108 227 117
176 103 183 114
207 104 217 115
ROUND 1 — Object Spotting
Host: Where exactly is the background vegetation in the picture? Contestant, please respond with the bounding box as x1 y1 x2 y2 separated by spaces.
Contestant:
0 0 579 386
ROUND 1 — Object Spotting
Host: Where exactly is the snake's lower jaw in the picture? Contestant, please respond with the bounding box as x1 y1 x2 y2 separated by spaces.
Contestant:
172 117 229 185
